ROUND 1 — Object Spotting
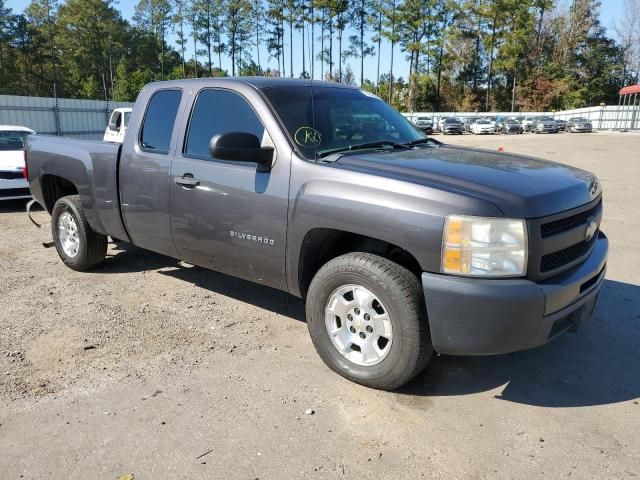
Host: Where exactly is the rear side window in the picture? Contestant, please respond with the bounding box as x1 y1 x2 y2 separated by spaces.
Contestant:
185 89 265 159
140 89 182 154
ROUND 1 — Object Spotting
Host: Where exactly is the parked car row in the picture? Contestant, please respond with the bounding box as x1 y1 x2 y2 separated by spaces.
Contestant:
411 114 593 135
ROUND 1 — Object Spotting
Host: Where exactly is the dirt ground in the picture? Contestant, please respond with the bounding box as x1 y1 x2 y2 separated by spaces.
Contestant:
1 131 639 479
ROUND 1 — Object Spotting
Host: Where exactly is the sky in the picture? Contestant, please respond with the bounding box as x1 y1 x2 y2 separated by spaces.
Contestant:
5 0 627 82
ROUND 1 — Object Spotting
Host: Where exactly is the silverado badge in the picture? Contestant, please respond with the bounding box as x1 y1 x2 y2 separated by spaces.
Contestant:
230 230 275 246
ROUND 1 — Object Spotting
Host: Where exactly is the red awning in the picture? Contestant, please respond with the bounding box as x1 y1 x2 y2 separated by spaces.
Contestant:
620 85 640 95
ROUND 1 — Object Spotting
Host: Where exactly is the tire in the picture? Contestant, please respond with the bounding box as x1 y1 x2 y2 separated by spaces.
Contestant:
306 252 432 390
51 195 107 271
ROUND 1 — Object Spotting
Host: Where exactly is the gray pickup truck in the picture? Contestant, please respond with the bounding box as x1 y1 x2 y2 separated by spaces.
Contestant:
26 78 608 390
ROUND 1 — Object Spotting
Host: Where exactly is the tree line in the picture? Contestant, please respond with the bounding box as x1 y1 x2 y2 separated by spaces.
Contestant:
1 0 639 112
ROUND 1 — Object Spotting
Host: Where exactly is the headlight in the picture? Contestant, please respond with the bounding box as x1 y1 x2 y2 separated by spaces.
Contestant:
441 215 528 277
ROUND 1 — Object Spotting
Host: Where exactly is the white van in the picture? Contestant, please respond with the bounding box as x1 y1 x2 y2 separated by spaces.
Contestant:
103 108 132 143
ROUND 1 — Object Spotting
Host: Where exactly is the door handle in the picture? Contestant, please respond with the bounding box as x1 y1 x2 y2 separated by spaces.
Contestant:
175 174 200 188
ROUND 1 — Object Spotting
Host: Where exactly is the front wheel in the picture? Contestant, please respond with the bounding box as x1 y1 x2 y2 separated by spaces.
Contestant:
306 253 432 390
51 195 107 271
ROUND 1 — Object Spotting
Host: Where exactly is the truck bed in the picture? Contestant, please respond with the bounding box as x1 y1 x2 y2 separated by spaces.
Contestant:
26 135 129 242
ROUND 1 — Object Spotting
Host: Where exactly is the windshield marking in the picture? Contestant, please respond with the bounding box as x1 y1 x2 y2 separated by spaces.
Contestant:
294 126 322 147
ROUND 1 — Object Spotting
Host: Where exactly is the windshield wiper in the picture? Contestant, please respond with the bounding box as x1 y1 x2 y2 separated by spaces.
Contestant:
318 140 410 159
404 137 442 146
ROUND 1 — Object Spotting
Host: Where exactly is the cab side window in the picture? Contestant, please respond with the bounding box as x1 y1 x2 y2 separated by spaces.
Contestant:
185 89 265 159
140 89 182 154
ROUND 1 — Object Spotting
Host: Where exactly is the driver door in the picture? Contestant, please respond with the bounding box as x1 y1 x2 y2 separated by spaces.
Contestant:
169 88 289 290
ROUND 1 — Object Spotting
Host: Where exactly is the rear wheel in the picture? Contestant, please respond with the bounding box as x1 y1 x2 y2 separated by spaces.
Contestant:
306 253 432 390
51 195 107 271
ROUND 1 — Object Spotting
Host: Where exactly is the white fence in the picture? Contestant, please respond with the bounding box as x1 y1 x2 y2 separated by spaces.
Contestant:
2 95 639 136
404 105 640 130
553 106 639 130
0 95 134 140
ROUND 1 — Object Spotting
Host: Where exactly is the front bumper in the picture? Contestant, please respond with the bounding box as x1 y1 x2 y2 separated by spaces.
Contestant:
422 232 608 356
536 126 558 133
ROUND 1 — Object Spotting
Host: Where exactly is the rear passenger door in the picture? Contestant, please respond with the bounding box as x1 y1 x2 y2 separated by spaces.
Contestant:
169 88 290 290
120 89 184 258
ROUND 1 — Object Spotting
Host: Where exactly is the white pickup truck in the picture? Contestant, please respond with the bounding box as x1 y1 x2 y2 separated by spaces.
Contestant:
103 108 132 143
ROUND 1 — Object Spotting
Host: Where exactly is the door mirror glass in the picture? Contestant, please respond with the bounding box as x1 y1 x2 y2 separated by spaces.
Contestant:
209 132 274 171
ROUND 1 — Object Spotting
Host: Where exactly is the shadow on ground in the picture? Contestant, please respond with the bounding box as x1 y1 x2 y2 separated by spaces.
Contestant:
102 241 305 321
398 279 640 408
101 242 640 408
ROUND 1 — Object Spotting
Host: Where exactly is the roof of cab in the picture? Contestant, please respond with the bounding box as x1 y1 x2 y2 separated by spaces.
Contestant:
145 77 359 91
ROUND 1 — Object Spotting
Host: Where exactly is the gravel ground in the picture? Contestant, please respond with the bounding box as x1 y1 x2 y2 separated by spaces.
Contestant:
0 131 639 479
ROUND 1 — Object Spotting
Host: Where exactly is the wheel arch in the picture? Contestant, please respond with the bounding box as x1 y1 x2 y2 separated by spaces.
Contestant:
295 228 423 299
41 174 79 213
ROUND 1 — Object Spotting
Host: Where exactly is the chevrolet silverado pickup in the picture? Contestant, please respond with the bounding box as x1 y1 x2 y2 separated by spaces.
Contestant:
25 78 608 390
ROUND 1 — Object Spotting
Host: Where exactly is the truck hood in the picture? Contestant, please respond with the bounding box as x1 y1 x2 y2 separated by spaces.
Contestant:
332 145 600 218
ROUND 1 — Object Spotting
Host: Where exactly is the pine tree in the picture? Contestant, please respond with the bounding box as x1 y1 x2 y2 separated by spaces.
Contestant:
134 0 173 80
173 0 188 77
345 0 374 86
225 0 252 76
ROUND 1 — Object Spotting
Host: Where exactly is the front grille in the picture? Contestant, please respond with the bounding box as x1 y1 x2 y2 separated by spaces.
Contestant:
0 171 24 180
527 197 602 280
540 237 596 272
541 200 601 237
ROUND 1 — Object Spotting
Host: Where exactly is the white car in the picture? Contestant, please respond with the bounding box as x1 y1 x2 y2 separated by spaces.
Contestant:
103 107 132 143
470 119 496 135
0 126 35 201
437 116 449 132
521 116 540 132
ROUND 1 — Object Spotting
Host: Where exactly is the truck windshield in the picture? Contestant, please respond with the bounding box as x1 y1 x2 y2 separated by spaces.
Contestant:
261 86 426 160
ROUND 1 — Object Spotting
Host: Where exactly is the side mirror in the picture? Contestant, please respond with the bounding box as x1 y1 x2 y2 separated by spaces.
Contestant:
209 132 274 172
